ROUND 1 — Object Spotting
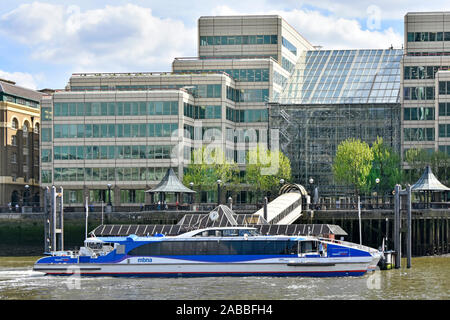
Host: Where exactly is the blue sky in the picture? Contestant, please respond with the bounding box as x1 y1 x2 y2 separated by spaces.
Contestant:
0 0 449 90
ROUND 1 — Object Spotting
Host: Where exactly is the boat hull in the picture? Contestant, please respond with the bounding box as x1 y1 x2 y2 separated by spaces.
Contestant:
33 258 376 278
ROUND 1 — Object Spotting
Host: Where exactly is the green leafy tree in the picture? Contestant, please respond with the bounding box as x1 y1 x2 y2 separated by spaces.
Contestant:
182 147 239 202
405 148 450 186
368 137 403 194
245 145 292 200
333 138 374 196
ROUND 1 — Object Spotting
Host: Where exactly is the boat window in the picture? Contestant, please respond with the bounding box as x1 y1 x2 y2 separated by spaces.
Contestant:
86 242 103 250
128 239 298 256
238 229 259 236
299 241 319 254
222 229 239 237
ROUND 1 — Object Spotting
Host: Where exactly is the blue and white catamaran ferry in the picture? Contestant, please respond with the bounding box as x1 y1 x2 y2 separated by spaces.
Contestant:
34 226 381 277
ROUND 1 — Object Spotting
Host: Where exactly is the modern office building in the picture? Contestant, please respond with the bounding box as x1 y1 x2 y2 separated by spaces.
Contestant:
402 12 450 154
0 78 42 208
269 49 402 195
40 15 315 207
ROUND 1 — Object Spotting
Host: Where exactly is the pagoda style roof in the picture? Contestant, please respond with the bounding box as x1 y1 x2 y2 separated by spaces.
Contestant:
411 165 450 192
145 168 195 193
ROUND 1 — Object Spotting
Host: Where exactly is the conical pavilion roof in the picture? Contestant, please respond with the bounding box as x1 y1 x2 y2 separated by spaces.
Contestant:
411 165 450 192
145 168 195 193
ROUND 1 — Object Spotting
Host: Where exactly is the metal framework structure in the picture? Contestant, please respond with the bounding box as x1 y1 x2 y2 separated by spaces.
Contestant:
268 49 403 196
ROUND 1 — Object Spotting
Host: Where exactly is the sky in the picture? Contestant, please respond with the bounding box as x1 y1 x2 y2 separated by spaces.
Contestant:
0 0 449 90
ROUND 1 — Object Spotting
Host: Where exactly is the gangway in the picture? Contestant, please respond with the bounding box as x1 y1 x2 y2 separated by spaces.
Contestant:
254 192 303 224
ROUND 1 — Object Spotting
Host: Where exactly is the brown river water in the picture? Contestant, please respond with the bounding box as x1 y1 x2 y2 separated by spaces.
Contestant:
0 256 448 300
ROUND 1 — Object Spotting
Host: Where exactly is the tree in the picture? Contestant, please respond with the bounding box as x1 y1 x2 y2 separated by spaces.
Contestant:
405 148 450 186
368 137 403 194
182 147 239 202
332 138 374 196
245 145 292 200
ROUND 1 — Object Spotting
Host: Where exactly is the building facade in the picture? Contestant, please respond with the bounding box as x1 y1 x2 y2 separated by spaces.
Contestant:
270 49 402 195
0 79 42 208
402 12 450 158
40 15 314 207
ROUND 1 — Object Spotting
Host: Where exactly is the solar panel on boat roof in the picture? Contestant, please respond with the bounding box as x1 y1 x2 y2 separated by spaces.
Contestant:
110 225 120 235
128 225 138 235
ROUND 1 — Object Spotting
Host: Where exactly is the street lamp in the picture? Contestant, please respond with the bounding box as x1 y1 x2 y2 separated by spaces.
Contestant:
375 178 380 208
189 182 194 204
308 178 314 209
24 184 30 206
217 179 222 206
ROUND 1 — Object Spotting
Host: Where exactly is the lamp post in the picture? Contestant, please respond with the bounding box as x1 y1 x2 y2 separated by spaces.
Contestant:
375 178 380 209
106 183 112 213
308 177 314 209
217 179 222 206
189 182 194 204
24 184 30 207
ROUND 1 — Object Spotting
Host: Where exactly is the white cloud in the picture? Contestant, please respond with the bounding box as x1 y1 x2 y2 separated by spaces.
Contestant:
211 6 403 49
0 2 197 73
0 70 39 90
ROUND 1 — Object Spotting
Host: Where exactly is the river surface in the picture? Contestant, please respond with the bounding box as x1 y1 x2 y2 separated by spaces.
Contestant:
0 256 448 300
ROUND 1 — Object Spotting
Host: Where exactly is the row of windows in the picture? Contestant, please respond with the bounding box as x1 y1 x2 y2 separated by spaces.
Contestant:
438 81 450 95
407 32 450 42
273 71 288 87
281 37 297 55
128 239 300 256
53 123 178 139
0 93 40 108
183 125 221 140
403 87 435 100
404 127 435 141
225 107 268 122
183 103 221 119
226 86 269 102
281 57 296 73
225 128 266 143
51 101 179 118
439 124 450 138
438 145 450 156
403 66 449 80
406 52 450 57
199 35 278 46
199 54 278 61
176 69 270 82
49 145 173 161
403 107 434 121
439 103 450 117
48 167 176 183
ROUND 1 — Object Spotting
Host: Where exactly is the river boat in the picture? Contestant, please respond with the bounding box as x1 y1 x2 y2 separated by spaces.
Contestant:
33 227 381 277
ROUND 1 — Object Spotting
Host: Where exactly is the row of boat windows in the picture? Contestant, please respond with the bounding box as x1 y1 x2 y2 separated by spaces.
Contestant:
128 240 320 256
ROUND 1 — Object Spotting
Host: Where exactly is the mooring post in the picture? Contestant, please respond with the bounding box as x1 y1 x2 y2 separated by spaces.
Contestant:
59 186 64 251
263 197 268 222
51 186 57 253
406 184 412 268
43 187 50 253
394 184 401 269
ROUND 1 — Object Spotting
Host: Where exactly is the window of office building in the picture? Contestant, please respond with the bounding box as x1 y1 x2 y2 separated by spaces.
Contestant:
120 189 145 204
403 87 435 100
403 127 435 141
439 103 450 116
403 107 434 121
439 124 450 138
438 81 450 95
200 34 277 46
